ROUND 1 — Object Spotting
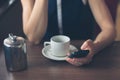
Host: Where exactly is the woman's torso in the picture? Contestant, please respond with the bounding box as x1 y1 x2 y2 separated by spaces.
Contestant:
43 0 95 40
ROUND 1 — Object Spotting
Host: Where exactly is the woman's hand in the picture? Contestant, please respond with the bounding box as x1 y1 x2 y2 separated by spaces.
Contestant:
66 39 96 66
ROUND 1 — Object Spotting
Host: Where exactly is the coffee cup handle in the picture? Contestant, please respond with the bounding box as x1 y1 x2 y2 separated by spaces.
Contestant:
44 42 51 47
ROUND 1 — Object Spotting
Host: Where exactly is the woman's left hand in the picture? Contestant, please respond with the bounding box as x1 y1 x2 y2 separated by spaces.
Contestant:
66 39 96 66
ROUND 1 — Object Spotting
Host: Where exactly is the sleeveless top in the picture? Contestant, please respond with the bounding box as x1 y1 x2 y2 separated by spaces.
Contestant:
43 0 95 40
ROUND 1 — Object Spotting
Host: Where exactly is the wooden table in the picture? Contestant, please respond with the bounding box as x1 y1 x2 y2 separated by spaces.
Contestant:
0 40 120 80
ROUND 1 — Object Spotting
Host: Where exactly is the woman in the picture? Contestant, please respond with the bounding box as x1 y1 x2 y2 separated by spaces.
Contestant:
20 0 116 66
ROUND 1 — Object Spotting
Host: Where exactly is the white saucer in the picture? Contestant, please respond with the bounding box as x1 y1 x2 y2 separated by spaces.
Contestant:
42 45 78 61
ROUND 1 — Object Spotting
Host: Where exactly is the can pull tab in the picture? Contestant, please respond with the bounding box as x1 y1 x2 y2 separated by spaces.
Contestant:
9 33 17 42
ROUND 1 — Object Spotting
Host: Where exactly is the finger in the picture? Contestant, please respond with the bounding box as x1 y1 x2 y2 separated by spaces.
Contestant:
81 39 92 50
81 39 93 50
74 58 86 64
66 57 73 62
72 58 84 66
66 58 76 65
66 58 83 66
81 41 88 50
86 39 93 48
74 58 92 64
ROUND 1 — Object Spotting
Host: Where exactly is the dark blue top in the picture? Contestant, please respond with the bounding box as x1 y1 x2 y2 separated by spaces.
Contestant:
43 0 95 41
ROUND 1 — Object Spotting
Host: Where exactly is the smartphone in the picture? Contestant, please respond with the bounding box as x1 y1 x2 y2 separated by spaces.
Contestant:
68 50 89 58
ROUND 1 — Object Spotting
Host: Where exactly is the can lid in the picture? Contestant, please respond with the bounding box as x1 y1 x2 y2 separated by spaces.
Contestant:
4 33 25 47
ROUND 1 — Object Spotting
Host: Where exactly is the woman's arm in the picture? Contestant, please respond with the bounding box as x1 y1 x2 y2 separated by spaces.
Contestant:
21 0 48 44
66 0 116 66
88 0 116 53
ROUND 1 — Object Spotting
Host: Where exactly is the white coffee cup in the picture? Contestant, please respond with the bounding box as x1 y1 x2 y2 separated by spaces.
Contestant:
44 35 70 57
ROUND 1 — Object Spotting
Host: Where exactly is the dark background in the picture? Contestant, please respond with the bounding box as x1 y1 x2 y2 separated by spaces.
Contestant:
0 0 118 46
0 0 25 46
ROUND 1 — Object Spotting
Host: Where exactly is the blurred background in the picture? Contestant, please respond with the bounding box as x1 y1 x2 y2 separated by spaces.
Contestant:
116 0 120 41
0 0 120 46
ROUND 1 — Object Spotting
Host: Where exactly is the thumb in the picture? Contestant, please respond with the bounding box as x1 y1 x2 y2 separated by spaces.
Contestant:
81 39 92 50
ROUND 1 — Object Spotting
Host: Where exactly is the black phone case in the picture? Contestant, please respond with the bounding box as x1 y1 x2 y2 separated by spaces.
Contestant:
68 50 89 58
